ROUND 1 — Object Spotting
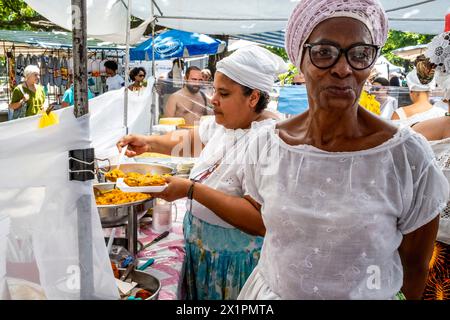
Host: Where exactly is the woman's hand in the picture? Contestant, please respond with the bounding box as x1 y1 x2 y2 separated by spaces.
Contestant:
117 134 150 157
150 176 192 202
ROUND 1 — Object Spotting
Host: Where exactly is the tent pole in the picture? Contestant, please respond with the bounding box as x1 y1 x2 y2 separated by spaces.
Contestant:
71 0 94 300
124 0 131 134
150 2 157 132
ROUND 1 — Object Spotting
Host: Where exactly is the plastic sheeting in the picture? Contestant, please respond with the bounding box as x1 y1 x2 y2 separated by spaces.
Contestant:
0 83 153 299
89 83 154 159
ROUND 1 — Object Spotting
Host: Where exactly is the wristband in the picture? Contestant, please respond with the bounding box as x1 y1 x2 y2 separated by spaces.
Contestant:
187 181 195 200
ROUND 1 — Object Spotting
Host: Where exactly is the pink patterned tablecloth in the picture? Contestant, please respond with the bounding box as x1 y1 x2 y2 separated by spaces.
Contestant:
105 199 187 300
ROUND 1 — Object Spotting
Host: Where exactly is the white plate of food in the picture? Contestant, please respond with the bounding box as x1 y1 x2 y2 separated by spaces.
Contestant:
116 178 168 193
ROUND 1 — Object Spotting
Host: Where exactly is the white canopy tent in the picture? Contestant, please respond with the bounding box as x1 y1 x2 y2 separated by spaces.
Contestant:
383 0 450 35
24 0 450 42
373 56 405 79
392 44 429 61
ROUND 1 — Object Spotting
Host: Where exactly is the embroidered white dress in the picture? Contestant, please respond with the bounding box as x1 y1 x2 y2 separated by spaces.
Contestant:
429 138 450 245
238 125 449 300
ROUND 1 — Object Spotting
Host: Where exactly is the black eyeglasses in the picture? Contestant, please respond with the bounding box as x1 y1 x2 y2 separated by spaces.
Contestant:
137 73 145 77
303 43 380 70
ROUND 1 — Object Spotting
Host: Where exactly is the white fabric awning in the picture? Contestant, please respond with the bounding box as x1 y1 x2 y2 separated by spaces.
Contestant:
383 0 450 35
24 0 450 45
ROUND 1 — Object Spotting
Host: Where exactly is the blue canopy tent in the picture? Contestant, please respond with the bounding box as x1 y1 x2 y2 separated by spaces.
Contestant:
130 29 226 61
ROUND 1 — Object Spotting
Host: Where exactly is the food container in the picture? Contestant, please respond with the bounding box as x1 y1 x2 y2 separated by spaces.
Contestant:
159 117 185 125
176 124 197 130
117 268 161 300
95 182 153 228
116 178 167 193
97 163 175 183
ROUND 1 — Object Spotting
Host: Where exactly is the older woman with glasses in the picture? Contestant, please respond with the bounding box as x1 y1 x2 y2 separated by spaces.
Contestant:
238 0 448 300
128 67 147 91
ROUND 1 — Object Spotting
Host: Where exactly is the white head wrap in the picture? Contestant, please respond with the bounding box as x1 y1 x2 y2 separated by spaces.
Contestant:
406 68 436 92
216 45 288 93
285 0 388 69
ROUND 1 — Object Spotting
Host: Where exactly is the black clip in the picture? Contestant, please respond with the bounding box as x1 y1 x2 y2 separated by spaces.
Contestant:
69 148 95 181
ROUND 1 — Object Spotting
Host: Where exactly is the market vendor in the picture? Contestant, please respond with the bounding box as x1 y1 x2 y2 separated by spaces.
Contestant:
117 46 287 300
9 65 47 119
236 0 448 300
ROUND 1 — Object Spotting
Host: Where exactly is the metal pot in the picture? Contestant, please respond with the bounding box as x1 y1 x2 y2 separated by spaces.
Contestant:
117 268 161 300
95 182 153 228
96 162 176 183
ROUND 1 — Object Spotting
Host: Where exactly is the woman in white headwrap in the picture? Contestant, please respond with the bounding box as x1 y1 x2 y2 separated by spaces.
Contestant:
116 46 287 300
237 0 448 300
391 55 445 126
412 31 450 300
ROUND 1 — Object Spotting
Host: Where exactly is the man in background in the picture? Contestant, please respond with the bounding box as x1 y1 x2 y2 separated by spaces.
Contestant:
156 58 184 115
163 66 212 125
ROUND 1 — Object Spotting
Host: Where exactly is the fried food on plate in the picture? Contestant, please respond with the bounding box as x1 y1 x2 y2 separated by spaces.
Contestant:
105 168 126 182
95 188 150 205
124 173 167 187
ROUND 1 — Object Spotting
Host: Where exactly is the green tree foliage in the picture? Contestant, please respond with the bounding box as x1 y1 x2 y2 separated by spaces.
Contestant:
0 0 58 31
264 46 288 61
381 30 435 67
278 63 298 85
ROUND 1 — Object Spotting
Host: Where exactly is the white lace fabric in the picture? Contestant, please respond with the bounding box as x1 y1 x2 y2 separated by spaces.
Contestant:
239 125 449 299
429 137 450 245
189 116 275 228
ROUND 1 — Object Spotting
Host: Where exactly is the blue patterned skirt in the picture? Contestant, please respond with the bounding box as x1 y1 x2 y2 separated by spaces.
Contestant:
183 210 263 300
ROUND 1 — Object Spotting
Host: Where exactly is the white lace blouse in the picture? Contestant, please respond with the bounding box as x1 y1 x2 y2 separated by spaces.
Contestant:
238 124 449 299
189 116 275 228
429 138 450 245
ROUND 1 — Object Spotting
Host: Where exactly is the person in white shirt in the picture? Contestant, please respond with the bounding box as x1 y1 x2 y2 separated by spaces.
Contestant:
237 0 448 300
391 56 445 126
371 77 398 119
116 46 287 300
104 60 124 92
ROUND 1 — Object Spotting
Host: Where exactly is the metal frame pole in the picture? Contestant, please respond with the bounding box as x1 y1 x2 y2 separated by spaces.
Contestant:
71 0 94 300
150 2 157 132
123 0 131 135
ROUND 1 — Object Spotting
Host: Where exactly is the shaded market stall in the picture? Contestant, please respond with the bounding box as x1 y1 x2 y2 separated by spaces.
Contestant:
0 30 129 122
